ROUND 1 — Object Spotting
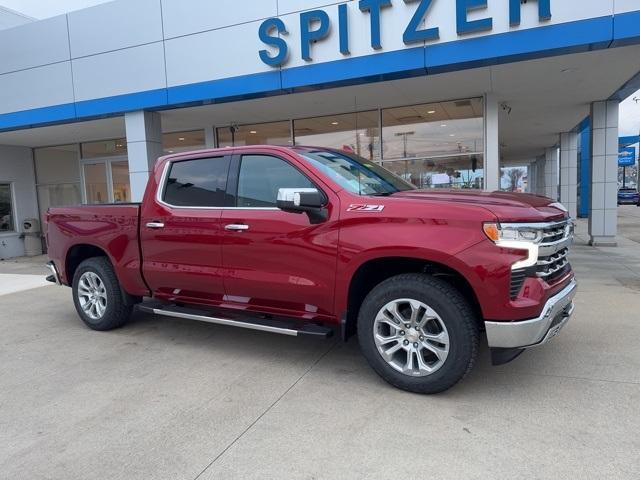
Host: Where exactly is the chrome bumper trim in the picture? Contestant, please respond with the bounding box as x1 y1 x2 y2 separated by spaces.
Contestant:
485 279 577 349
46 261 62 285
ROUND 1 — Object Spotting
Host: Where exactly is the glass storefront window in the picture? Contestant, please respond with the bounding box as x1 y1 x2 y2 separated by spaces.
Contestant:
81 138 127 159
382 99 484 189
217 121 291 147
163 130 206 154
37 183 82 220
83 163 109 204
34 145 82 228
111 161 131 203
294 111 380 161
0 184 14 232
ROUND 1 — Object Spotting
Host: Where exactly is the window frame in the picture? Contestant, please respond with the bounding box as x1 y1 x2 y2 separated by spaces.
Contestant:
227 153 328 210
0 182 16 234
157 154 233 209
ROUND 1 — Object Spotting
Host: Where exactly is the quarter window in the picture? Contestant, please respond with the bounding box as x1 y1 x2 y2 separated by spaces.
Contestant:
163 157 230 207
237 155 315 208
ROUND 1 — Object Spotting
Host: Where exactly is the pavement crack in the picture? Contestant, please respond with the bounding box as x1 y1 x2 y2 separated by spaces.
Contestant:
193 341 339 480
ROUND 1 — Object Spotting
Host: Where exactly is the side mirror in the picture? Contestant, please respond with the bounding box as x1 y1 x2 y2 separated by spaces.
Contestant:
277 188 328 224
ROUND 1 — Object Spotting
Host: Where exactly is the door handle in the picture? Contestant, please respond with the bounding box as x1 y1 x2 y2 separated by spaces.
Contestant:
225 224 250 231
146 222 165 229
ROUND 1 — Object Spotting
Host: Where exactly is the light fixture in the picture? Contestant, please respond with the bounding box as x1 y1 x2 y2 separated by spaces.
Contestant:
168 150 174 153
427 110 436 114
440 124 447 127
331 121 339 125
178 137 185 141
449 134 455 137
250 130 257 134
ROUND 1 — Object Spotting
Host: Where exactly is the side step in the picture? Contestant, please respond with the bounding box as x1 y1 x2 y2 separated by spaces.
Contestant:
136 302 333 339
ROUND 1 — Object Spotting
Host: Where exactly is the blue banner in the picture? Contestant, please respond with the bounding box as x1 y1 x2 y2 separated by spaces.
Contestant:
619 147 636 167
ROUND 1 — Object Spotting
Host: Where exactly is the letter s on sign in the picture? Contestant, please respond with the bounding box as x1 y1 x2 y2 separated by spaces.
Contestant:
259 18 289 66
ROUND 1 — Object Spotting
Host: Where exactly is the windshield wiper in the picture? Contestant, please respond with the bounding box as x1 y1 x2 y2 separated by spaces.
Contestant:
370 192 395 197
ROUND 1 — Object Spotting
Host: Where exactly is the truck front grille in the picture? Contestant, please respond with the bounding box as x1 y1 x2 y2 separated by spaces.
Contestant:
536 247 570 283
541 221 571 244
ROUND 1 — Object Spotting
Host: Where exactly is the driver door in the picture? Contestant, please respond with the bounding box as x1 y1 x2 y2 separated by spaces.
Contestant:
220 152 339 320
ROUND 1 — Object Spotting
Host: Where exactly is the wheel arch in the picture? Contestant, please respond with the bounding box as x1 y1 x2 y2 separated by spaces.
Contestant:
341 256 483 341
65 243 111 284
65 244 142 306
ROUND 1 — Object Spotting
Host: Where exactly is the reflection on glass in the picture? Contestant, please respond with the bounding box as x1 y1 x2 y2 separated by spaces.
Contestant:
500 166 529 192
34 145 80 184
382 98 484 189
81 139 127 159
111 161 131 203
382 156 485 190
0 184 14 232
217 121 291 147
163 130 206 154
83 163 109 204
298 150 413 195
37 184 81 229
294 111 380 161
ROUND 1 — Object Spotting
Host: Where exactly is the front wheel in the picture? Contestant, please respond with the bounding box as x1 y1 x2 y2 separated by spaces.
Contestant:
72 257 132 331
357 273 479 394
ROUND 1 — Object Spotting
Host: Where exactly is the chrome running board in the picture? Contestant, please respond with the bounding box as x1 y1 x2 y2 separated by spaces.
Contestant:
137 303 333 338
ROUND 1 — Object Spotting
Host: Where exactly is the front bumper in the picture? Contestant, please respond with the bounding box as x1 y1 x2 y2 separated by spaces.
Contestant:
46 261 62 285
485 278 577 349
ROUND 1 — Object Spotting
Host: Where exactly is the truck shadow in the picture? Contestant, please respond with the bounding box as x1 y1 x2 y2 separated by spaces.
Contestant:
125 309 501 396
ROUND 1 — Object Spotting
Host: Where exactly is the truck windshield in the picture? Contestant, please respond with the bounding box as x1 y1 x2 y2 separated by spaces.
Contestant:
298 149 415 196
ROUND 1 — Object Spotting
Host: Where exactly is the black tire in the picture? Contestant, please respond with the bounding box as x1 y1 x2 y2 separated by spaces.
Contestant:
357 273 479 394
72 257 132 331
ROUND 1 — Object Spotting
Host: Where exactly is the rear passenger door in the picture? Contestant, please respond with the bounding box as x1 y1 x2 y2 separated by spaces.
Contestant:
220 152 339 320
140 155 232 304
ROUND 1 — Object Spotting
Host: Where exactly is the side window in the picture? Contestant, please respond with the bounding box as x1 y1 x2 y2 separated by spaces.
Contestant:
163 156 230 207
237 155 315 208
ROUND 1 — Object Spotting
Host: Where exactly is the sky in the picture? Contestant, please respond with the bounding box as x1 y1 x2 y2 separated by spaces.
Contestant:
2 0 640 137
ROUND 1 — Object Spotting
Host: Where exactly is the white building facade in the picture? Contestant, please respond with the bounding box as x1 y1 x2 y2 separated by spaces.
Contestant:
1 0 640 257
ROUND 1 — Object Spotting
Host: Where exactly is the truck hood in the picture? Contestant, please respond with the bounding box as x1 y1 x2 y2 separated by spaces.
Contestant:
393 190 569 223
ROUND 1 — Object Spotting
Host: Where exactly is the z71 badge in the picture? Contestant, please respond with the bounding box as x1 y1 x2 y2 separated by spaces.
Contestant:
347 204 385 212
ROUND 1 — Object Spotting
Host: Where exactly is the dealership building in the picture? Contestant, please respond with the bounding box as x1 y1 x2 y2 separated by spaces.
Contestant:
1 0 639 258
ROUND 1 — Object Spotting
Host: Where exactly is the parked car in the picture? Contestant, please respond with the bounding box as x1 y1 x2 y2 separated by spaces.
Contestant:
618 187 640 205
46 146 576 394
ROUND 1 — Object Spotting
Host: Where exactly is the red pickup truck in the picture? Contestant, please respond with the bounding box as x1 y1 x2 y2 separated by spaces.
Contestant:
46 146 576 393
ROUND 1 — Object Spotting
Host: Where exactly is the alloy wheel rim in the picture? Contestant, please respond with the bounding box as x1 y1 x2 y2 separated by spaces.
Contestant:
373 298 450 377
77 272 108 320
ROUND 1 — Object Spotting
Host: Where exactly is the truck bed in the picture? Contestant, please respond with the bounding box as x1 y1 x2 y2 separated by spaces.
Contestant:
46 203 148 296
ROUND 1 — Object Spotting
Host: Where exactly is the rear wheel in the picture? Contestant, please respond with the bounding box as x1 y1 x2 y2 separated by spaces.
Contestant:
357 273 479 394
72 257 132 331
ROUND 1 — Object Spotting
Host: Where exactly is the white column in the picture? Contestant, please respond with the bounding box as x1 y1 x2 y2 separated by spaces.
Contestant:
125 111 163 202
535 155 546 196
484 93 500 192
588 100 619 246
204 126 216 148
544 147 558 200
528 162 537 193
559 132 578 218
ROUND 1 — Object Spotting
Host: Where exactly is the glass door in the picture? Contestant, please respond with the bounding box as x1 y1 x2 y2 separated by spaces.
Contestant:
81 157 130 204
111 161 131 203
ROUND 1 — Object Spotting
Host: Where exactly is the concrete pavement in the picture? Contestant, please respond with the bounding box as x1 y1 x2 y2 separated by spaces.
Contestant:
1 208 639 479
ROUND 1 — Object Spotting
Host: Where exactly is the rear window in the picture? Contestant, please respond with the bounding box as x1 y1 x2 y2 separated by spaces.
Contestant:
163 157 231 207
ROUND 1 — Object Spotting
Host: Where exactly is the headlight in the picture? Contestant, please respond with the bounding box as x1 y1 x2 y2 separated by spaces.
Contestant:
483 223 542 269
